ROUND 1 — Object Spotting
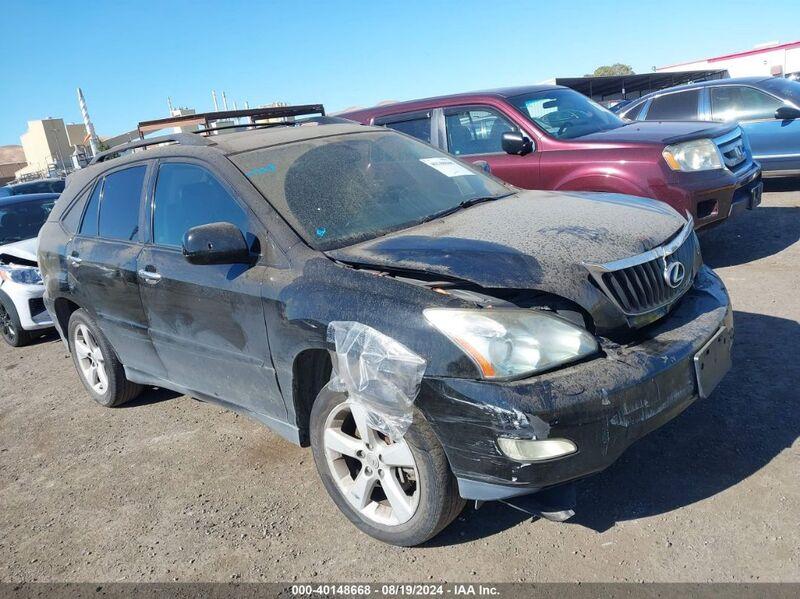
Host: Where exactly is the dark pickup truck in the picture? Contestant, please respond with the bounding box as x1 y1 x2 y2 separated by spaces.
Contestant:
341 85 763 228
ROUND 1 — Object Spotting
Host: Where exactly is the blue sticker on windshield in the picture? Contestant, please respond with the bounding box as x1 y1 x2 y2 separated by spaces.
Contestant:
246 163 276 176
316 227 327 238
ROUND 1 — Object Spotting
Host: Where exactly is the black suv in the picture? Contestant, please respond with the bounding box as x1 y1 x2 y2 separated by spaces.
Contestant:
39 112 733 546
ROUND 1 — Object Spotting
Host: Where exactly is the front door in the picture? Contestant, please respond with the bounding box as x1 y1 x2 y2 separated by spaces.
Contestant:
136 160 284 419
66 162 164 376
707 85 800 173
442 105 540 188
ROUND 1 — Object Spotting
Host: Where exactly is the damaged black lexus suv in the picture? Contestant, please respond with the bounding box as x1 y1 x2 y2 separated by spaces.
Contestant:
38 119 732 546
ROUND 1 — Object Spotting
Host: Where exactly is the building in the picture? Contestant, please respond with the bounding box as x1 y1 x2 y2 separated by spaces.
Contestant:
15 118 79 179
657 40 800 78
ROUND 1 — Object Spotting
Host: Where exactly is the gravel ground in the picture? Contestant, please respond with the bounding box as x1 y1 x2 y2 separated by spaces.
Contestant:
1 185 798 583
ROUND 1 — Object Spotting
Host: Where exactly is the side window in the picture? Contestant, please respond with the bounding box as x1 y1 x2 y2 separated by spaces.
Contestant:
98 165 146 241
152 163 248 248
444 107 516 156
61 185 92 233
710 86 784 121
78 179 103 236
645 90 700 121
622 101 644 120
378 113 432 144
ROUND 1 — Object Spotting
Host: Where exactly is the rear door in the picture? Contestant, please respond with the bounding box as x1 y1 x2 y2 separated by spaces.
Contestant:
442 105 539 188
706 84 799 173
66 162 163 375
136 159 284 419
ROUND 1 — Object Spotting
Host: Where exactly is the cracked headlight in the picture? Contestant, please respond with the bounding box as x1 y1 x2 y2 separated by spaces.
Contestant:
0 265 43 285
424 308 599 379
662 138 723 172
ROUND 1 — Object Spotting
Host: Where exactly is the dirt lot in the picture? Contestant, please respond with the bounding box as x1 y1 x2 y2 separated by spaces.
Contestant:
1 185 798 583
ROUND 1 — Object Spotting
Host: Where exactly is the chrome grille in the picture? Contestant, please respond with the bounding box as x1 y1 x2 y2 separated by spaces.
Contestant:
715 128 748 172
586 218 699 317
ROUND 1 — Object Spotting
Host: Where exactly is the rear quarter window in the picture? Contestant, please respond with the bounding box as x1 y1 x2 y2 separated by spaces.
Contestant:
98 166 146 241
61 185 93 233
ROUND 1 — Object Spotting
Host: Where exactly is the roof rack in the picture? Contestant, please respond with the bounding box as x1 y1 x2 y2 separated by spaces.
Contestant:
90 133 212 165
137 104 325 137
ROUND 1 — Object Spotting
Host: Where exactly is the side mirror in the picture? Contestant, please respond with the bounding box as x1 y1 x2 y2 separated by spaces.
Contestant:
501 131 534 156
182 222 251 265
775 106 800 120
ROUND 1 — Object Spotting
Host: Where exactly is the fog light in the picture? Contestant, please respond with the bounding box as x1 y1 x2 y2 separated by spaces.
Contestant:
497 437 577 462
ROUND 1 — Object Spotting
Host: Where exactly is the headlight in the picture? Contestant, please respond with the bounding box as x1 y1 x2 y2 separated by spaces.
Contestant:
423 308 599 379
0 265 43 285
662 138 723 172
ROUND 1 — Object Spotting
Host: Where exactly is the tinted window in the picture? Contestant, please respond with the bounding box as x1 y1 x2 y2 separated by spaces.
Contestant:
0 198 56 245
710 86 784 121
62 186 92 233
232 130 510 250
380 114 432 143
79 179 103 236
445 107 516 155
153 163 248 248
622 101 644 120
508 88 625 139
97 166 145 241
645 90 700 120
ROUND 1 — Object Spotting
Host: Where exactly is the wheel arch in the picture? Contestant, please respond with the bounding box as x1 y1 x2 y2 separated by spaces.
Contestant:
52 296 83 347
291 348 333 446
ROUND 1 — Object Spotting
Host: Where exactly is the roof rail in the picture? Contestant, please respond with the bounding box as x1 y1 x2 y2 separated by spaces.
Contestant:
89 133 212 165
137 104 325 137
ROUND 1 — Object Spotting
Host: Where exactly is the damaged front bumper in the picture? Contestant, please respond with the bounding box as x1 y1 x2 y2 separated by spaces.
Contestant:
418 266 732 501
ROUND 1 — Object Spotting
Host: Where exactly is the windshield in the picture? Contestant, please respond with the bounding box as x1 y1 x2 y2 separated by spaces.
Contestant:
232 130 511 250
762 78 800 105
0 198 56 245
508 88 626 139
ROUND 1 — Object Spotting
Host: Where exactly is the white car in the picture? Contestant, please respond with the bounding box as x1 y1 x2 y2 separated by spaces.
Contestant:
0 193 58 347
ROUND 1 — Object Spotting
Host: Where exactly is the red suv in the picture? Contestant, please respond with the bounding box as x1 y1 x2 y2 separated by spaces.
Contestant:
341 85 763 228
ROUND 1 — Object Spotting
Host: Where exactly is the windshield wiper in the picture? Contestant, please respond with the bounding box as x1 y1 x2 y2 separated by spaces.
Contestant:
423 192 514 222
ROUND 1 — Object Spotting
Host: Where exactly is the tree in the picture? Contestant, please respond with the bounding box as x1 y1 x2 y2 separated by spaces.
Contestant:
585 64 635 77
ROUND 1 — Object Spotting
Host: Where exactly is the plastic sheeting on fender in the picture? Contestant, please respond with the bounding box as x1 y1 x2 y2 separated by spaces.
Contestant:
326 321 427 440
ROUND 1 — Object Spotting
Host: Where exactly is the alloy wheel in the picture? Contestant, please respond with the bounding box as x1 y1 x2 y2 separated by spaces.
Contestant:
323 402 420 526
73 324 108 395
0 305 16 344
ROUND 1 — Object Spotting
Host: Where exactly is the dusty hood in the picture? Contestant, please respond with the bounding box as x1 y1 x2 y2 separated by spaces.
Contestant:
327 191 686 326
577 121 736 145
0 237 38 264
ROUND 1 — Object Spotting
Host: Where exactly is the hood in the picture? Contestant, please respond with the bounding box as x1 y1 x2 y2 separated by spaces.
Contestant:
327 191 687 328
0 237 39 264
577 121 736 145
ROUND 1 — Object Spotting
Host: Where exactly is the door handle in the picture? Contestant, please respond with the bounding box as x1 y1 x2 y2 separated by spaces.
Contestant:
138 269 162 284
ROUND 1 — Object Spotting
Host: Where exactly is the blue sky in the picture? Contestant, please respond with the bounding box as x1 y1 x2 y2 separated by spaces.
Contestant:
2 0 799 146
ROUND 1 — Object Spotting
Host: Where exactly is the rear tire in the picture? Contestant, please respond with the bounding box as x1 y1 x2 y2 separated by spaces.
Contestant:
67 309 141 407
0 297 32 347
310 387 464 546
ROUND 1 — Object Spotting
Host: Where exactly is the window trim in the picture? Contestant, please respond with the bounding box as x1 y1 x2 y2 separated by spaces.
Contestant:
706 84 787 123
640 88 702 121
442 104 522 157
147 157 255 252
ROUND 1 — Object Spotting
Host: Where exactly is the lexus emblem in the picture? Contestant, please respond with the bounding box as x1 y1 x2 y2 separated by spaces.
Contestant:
664 260 686 289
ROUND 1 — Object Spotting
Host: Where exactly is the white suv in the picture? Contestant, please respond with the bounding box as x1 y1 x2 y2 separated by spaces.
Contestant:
0 194 58 346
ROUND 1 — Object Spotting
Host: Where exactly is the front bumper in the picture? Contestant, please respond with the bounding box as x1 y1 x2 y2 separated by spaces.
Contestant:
0 282 53 331
418 266 731 500
660 162 762 229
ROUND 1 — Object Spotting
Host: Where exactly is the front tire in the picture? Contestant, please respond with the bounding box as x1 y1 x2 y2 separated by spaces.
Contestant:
0 297 32 347
67 309 141 407
310 386 464 546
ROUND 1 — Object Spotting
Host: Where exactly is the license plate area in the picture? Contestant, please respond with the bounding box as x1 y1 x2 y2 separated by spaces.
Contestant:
694 325 733 398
